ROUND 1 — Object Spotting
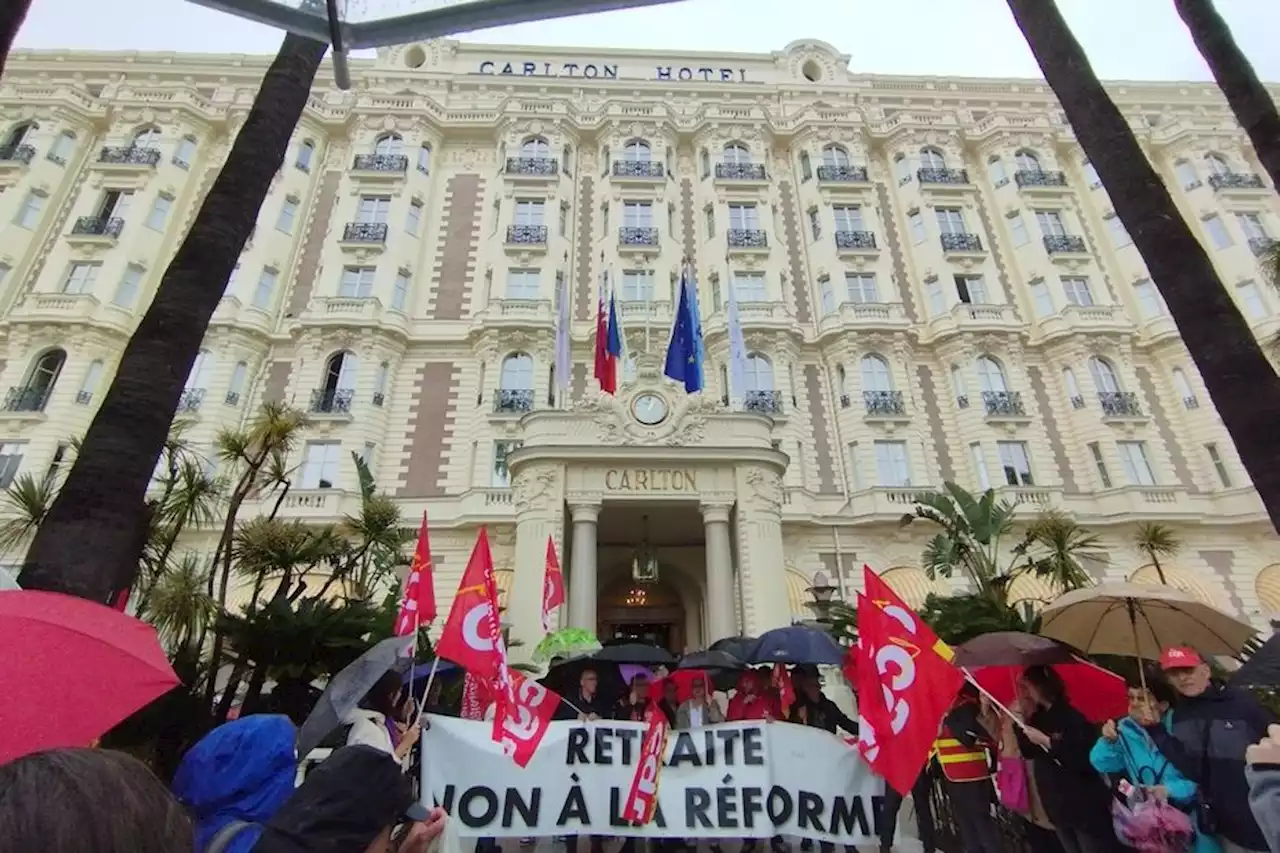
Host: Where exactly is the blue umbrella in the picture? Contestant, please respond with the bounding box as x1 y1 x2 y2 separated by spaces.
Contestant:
744 625 845 665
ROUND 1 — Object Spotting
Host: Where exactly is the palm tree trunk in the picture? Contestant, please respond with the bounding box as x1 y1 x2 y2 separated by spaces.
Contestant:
0 0 31 78
1174 0 1280 192
1151 552 1169 585
17 33 327 603
1005 0 1280 533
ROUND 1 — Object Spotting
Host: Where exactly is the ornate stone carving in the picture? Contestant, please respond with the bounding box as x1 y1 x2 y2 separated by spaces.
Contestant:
744 467 783 515
513 466 559 511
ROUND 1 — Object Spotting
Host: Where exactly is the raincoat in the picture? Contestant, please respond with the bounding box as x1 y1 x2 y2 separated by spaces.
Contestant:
726 672 780 721
1090 714 1221 853
172 714 298 853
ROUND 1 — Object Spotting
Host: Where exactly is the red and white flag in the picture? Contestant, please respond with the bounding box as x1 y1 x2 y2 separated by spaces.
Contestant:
622 701 669 825
493 668 562 768
460 672 490 721
541 537 565 634
771 662 795 719
436 528 513 712
394 512 437 636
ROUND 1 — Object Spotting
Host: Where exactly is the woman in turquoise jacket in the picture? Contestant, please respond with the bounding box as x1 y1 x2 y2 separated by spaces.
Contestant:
1090 684 1221 853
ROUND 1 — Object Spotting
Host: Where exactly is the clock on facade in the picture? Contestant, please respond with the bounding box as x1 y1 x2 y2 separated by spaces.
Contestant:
631 393 669 426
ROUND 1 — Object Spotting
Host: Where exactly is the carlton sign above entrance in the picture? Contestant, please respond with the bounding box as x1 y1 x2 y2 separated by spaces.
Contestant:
604 468 699 492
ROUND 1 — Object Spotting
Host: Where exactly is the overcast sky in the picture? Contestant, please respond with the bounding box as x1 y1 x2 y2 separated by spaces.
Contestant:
13 0 1280 82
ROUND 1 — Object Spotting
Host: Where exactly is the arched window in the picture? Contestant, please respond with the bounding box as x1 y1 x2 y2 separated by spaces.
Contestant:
860 354 894 392
835 364 848 395
987 155 1008 185
174 135 197 168
185 349 215 391
623 139 651 162
1089 356 1122 393
798 150 812 181
919 147 946 170
1204 152 1230 176
950 364 968 405
318 350 358 413
745 352 774 391
19 348 66 411
1063 367 1083 408
417 143 431 174
822 144 850 167
4 121 36 150
77 359 104 405
227 361 248 405
500 352 534 389
1172 368 1197 408
699 148 710 177
976 355 1008 393
894 152 911 183
520 136 550 158
374 361 389 405
1174 159 1199 189
723 142 751 165
49 130 76 164
1014 149 1042 172
132 125 161 148
296 140 315 171
374 133 403 156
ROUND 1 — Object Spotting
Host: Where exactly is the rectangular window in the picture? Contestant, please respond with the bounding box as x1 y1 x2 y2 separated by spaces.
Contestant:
224 263 240 296
833 205 864 233
808 208 821 241
1133 279 1166 319
1237 281 1267 319
0 442 25 489
391 271 410 311
970 442 990 490
559 203 569 238
515 199 546 226
622 201 653 228
275 197 297 234
300 441 341 489
1028 280 1054 318
820 278 836 315
146 195 173 231
16 191 45 229
1088 441 1112 489
406 200 423 235
1062 276 1095 307
845 273 879 303
1117 440 1157 486
356 196 391 224
728 204 758 230
113 264 144 308
62 262 100 295
1236 212 1269 242
1007 211 1030 248
339 266 376 299
908 211 927 245
925 278 947 316
621 270 654 302
873 440 911 487
1203 214 1232 250
1082 161 1101 188
731 271 767 302
955 274 988 305
705 206 715 238
253 268 277 309
847 442 861 490
506 268 540 300
934 208 966 235
492 440 522 487
996 440 1034 486
1105 214 1131 248
1034 209 1067 237
1205 443 1232 488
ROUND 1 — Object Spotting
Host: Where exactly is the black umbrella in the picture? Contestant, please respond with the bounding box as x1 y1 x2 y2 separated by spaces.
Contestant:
593 642 678 666
953 632 1077 668
744 625 845 665
677 649 746 693
1234 634 1280 688
542 655 625 703
296 635 414 757
709 636 756 660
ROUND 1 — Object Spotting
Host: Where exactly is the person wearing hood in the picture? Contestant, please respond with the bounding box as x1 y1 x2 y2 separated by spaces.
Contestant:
253 745 446 853
172 714 298 853
1090 682 1220 853
346 671 421 768
1144 647 1277 853
727 671 780 722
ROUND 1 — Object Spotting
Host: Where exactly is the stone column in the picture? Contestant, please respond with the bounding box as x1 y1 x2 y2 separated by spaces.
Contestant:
702 502 737 643
736 466 790 634
567 502 601 632
507 465 564 660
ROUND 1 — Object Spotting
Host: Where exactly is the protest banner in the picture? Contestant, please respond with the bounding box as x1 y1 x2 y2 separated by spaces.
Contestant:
421 717 885 845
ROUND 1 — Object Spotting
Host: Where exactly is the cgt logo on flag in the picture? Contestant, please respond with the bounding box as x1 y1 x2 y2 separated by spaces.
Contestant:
436 529 512 711
493 669 561 768
622 705 670 824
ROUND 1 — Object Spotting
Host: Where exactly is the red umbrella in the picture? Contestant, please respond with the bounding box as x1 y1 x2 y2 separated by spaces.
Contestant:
658 669 714 703
0 590 179 764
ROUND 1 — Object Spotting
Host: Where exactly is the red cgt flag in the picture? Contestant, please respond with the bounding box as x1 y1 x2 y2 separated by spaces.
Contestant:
394 512 437 636
771 663 795 719
541 537 565 634
460 672 490 721
622 699 670 825
863 565 954 663
493 668 562 768
855 582 964 795
436 528 513 712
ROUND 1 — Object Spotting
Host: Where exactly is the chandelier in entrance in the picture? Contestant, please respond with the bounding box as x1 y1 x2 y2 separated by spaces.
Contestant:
631 515 659 584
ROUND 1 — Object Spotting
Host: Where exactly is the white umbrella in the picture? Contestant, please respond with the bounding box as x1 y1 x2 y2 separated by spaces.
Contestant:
1039 582 1256 659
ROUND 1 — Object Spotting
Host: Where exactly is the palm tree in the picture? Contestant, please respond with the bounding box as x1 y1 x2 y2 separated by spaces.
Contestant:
1134 522 1181 585
18 34 329 603
1173 0 1280 192
1022 510 1104 593
0 0 31 79
0 473 58 557
147 554 218 654
1004 0 1280 536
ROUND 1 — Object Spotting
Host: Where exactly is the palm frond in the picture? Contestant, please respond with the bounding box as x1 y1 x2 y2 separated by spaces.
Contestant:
0 473 59 553
1134 522 1181 559
146 554 218 645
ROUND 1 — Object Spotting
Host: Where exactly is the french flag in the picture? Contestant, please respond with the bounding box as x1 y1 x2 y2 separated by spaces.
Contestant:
594 273 622 394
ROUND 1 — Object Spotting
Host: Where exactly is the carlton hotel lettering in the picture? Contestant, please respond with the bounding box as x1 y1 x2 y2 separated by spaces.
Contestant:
477 61 749 83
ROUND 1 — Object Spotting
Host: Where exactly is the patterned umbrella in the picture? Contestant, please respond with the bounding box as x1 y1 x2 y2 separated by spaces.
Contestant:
533 628 602 664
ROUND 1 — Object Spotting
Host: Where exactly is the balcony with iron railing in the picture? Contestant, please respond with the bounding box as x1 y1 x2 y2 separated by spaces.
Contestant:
1043 234 1087 255
1208 172 1266 192
310 388 354 415
612 160 665 180
743 390 783 414
940 232 983 253
225 391 241 407
727 229 768 250
506 224 548 246
982 390 1026 418
715 162 767 182
1014 170 1068 189
342 222 388 244
835 230 877 252
505 157 558 178
0 144 35 165
494 389 534 414
351 153 408 174
917 167 969 185
70 216 125 239
1249 237 1277 257
98 146 161 167
177 388 206 413
863 390 907 418
816 164 869 183
619 226 659 247
1099 391 1143 419
3 386 49 413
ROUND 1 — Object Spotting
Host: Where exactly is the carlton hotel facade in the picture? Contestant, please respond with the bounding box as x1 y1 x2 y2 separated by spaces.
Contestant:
0 37 1278 651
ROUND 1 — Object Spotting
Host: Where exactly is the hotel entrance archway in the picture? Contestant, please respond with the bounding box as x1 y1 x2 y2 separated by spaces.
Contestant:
598 578 686 654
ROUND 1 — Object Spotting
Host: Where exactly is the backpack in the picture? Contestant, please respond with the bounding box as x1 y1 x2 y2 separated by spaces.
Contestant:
204 820 260 853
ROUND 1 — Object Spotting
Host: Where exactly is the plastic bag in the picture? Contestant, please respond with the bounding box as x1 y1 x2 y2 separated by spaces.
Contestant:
1111 789 1194 853
995 756 1030 814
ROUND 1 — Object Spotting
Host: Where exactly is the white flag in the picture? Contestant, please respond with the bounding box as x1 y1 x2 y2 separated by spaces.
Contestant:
725 272 748 400
554 272 571 398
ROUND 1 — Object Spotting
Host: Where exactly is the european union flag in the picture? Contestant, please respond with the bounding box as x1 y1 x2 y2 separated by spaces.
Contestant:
664 267 705 393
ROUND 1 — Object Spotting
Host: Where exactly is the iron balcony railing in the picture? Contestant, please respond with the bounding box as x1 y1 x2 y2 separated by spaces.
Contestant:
1248 237 1277 257
352 153 408 173
744 390 783 414
1014 169 1067 188
178 388 206 413
0 144 35 165
1208 172 1265 191
311 388 354 414
505 157 558 177
816 164 868 182
982 390 1025 417
940 233 983 252
619 226 659 246
917 167 969 184
225 391 241 407
1099 390 1143 418
494 389 534 414
506 224 548 245
716 162 767 181
1043 234 1087 254
343 222 388 243
71 216 125 238
835 230 877 251
728 229 768 249
4 386 49 412
98 146 161 167
612 160 664 179
863 390 906 416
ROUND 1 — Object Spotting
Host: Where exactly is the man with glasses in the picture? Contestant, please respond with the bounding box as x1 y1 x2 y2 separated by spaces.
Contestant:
556 668 611 853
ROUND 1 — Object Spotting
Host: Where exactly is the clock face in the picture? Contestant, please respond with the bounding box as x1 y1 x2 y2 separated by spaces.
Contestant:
632 393 669 426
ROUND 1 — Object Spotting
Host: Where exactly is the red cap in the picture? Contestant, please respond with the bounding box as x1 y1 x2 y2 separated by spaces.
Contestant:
1160 647 1204 669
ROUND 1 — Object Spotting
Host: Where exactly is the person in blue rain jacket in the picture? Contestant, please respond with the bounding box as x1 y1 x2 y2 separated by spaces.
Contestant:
172 714 298 853
1090 683 1221 853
